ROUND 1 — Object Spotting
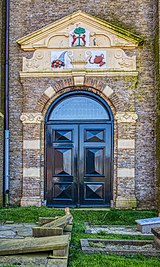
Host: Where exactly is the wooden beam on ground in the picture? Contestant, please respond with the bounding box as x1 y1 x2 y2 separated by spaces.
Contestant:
32 227 63 237
0 235 69 258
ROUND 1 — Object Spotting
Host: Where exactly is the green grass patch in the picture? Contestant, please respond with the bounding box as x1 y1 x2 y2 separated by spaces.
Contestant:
0 206 64 223
0 207 157 225
68 253 160 267
0 207 159 267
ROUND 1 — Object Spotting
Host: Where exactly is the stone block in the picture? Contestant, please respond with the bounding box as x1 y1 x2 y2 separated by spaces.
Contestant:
116 196 137 208
136 217 160 234
44 86 55 98
74 76 84 85
118 139 135 149
23 140 40 149
117 168 135 178
103 85 113 97
23 167 40 177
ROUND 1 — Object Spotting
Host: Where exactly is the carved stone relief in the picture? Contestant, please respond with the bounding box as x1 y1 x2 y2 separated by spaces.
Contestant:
115 112 138 123
23 48 136 72
18 11 142 75
20 113 44 124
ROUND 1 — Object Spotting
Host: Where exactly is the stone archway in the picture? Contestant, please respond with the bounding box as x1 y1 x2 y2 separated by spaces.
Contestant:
45 90 114 207
20 82 138 208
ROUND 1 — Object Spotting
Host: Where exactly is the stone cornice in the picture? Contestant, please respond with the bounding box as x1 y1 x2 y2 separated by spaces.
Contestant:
19 71 139 78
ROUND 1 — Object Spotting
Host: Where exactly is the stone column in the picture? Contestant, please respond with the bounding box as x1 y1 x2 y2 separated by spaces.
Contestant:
20 113 43 206
115 112 138 208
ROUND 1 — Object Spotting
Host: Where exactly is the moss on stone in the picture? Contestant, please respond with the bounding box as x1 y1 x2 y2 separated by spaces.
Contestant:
91 15 144 45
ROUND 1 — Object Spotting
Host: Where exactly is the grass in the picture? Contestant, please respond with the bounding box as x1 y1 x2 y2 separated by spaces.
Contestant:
0 207 159 267
0 207 157 224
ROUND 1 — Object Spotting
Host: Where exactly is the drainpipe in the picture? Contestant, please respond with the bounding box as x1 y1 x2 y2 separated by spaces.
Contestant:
4 0 10 207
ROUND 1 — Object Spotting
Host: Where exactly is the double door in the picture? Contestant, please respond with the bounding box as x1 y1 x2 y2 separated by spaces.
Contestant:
46 122 112 207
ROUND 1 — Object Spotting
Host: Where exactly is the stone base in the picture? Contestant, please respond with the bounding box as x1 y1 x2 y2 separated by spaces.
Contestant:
115 196 137 209
21 197 42 207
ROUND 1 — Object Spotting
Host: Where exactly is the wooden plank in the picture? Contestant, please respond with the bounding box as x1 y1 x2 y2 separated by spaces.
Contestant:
64 224 73 232
32 227 63 237
0 235 69 256
42 214 73 229
38 217 60 226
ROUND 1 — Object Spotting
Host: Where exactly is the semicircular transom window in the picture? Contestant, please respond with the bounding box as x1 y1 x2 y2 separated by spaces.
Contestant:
48 95 110 120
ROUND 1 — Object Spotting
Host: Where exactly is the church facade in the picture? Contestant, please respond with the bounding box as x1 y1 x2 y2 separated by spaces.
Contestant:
0 0 160 209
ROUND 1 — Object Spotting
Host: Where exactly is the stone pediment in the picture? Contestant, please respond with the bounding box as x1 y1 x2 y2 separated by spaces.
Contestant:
17 11 143 77
17 10 142 50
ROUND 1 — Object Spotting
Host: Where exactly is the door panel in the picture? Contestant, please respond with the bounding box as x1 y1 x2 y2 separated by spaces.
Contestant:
46 124 78 206
46 123 112 207
79 124 112 206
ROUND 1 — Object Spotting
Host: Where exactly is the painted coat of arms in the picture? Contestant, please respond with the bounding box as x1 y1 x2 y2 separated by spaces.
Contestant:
51 51 73 69
69 27 90 47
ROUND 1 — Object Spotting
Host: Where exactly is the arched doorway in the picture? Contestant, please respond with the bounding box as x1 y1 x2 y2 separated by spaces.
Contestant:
45 91 113 207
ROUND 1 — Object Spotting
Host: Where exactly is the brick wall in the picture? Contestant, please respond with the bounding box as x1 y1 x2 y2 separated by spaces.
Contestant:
9 0 158 208
156 0 160 212
0 0 4 207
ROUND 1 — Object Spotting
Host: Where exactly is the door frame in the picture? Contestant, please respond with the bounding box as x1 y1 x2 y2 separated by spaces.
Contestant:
45 91 114 207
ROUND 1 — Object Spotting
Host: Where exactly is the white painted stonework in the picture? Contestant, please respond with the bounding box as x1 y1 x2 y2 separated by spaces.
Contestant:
17 11 141 77
23 140 40 150
44 86 55 98
73 76 85 85
117 168 135 178
118 139 135 149
115 112 138 123
21 48 136 73
103 85 113 97
23 167 40 177
20 113 43 124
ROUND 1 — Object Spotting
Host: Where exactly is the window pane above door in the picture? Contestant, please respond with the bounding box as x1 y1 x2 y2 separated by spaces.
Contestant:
48 96 110 120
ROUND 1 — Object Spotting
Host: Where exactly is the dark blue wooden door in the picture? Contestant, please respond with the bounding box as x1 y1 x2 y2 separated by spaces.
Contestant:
46 122 112 207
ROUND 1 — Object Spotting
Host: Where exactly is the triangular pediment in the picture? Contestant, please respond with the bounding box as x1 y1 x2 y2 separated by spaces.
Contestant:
17 10 143 51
